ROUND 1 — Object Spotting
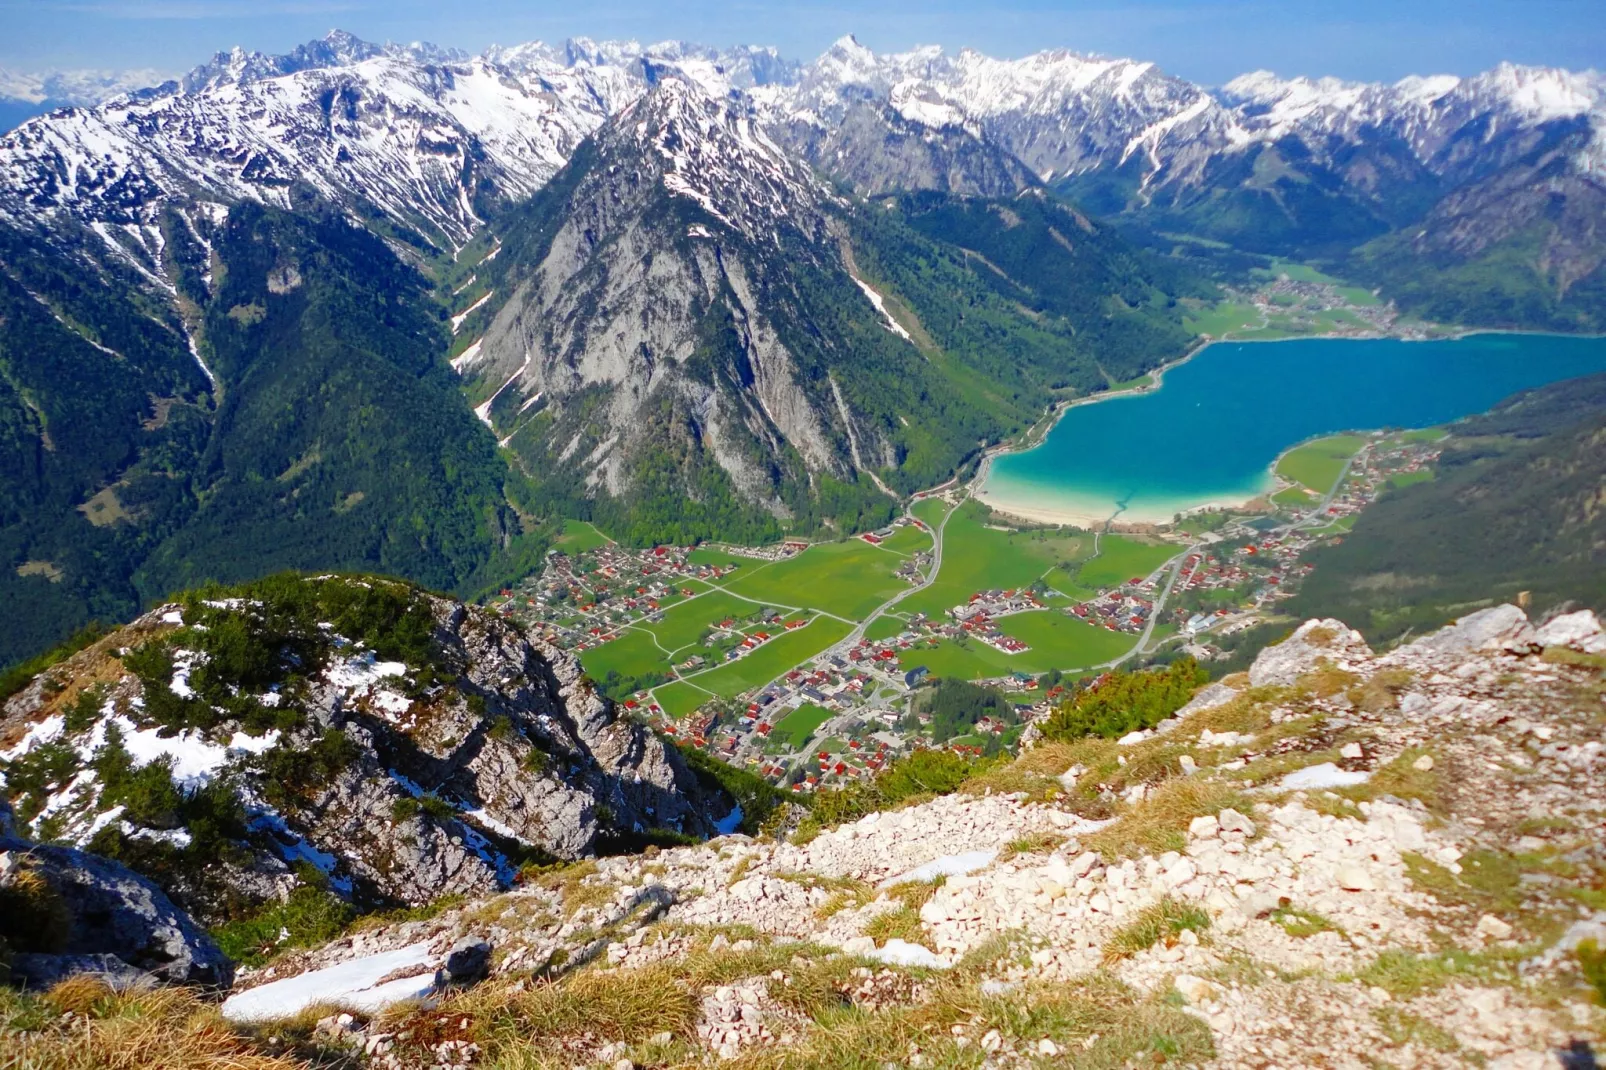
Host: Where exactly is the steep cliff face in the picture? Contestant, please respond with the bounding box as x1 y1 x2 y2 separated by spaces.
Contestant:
459 79 925 538
0 573 727 922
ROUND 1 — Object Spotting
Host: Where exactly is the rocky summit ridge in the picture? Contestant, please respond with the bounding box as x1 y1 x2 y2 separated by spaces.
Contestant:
0 574 731 943
42 599 1587 1069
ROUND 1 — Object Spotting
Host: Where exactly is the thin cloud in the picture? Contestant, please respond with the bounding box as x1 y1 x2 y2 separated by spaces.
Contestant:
14 0 368 17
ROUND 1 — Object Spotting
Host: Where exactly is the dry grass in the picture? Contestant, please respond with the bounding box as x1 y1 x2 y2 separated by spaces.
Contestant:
523 859 613 917
722 971 1213 1070
1083 778 1251 860
1295 662 1360 698
1339 747 1445 814
1542 646 1606 671
862 906 932 950
1349 668 1415 713
372 963 700 1067
998 831 1067 862
885 878 945 913
1177 684 1287 736
1102 897 1211 962
959 739 1105 801
1 978 313 1070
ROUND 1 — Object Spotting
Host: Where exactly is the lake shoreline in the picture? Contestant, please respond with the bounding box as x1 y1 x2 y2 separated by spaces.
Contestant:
975 329 1606 530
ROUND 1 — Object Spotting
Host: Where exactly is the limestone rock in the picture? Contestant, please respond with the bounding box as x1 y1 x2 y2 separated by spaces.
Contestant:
1411 604 1536 656
1249 619 1373 688
1336 865 1375 892
1476 914 1514 940
0 835 232 988
1534 609 1606 654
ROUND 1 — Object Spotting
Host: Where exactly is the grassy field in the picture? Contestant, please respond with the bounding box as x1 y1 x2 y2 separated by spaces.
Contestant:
1184 301 1262 337
877 524 932 555
683 617 854 698
901 611 1137 680
687 547 766 569
726 540 909 621
771 702 834 748
899 502 1092 619
1276 434 1370 495
1272 486 1316 507
1108 373 1154 391
643 590 768 653
1388 470 1434 489
864 615 909 642
911 497 952 529
653 680 711 717
554 519 611 553
996 611 1140 669
1072 534 1177 590
578 628 666 682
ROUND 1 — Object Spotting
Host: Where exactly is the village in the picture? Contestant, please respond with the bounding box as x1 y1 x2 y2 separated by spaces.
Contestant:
481 430 1445 796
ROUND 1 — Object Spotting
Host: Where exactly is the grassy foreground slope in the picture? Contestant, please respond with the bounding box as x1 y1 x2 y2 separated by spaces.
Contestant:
1290 372 1606 642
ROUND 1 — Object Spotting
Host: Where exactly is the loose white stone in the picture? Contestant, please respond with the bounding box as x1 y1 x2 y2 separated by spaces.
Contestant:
1336 866 1375 892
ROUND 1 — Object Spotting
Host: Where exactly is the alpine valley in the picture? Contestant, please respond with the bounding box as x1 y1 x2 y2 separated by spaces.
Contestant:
2 22 1606 1068
0 30 1602 669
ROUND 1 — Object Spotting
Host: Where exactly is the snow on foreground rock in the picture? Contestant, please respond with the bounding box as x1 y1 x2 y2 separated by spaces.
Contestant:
218 604 1606 1068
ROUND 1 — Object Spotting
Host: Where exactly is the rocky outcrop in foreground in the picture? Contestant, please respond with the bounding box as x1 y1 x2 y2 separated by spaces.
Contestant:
205 603 1606 1068
0 831 232 989
0 575 727 926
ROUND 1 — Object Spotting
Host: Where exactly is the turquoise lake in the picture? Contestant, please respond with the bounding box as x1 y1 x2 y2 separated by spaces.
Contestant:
978 333 1606 526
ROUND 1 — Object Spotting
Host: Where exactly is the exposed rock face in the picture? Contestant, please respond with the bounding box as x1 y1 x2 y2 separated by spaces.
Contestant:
772 100 1039 198
465 77 906 518
0 575 724 922
0 835 233 988
1247 617 1373 687
236 602 1606 1066
1412 603 1537 655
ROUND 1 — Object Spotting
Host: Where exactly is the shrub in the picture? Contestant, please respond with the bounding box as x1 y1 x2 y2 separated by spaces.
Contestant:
1041 658 1208 742
210 867 355 967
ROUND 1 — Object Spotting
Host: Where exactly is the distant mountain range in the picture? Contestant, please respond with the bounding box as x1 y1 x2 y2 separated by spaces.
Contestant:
0 29 1601 667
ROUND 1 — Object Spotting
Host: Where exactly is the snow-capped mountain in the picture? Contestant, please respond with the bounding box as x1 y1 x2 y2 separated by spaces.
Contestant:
1 28 1600 263
460 75 870 515
762 36 1606 199
0 31 791 255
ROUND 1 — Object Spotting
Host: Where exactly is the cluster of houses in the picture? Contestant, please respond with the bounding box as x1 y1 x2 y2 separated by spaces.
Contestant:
1070 588 1154 634
492 541 739 652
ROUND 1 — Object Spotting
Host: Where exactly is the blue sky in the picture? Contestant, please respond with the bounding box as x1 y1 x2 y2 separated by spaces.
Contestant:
0 0 1601 86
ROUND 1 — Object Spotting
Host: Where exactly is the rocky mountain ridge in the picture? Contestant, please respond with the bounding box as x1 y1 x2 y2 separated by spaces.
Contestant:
0 574 731 932
102 599 1599 1069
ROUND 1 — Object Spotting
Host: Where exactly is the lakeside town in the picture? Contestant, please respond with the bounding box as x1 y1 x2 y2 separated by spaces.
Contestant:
486 428 1444 794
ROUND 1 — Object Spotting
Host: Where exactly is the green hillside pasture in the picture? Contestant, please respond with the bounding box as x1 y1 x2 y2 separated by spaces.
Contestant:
726 540 908 621
653 680 712 717
877 524 933 555
1072 534 1177 590
771 703 834 749
1276 434 1370 495
901 612 1136 680
900 503 1092 619
644 590 770 654
579 628 669 685
686 617 855 698
555 519 611 553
